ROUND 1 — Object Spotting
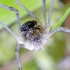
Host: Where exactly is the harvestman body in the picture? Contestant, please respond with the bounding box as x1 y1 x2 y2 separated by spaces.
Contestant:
0 0 70 70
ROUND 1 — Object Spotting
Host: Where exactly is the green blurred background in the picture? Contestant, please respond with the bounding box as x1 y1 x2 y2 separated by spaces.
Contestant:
0 0 70 70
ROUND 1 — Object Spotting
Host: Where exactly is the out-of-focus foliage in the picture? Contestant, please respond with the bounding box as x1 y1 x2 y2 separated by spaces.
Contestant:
0 0 41 29
0 0 70 70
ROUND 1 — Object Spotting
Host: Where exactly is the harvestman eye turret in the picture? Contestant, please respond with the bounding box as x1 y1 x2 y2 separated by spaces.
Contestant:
0 0 70 70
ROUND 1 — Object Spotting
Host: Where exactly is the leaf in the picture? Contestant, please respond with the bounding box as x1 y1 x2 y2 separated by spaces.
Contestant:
52 7 70 30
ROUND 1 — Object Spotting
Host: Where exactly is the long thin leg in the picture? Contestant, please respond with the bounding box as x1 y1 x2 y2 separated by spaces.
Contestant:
49 27 70 38
0 4 21 37
42 0 47 25
15 44 22 70
0 22 18 41
15 0 40 22
46 0 54 33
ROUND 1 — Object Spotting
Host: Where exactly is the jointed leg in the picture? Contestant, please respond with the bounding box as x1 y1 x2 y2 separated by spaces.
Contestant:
16 45 22 70
42 0 47 25
0 4 21 37
49 27 70 38
0 22 18 41
15 0 40 22
46 0 54 33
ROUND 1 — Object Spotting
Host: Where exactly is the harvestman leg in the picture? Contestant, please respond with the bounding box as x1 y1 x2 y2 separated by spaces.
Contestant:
0 4 22 70
15 0 40 23
49 27 70 38
15 45 22 70
0 4 21 37
42 0 54 34
42 0 47 25
0 22 18 41
0 22 22 70
47 0 54 32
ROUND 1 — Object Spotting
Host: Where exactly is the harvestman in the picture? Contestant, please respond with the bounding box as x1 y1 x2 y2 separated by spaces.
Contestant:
0 0 70 70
